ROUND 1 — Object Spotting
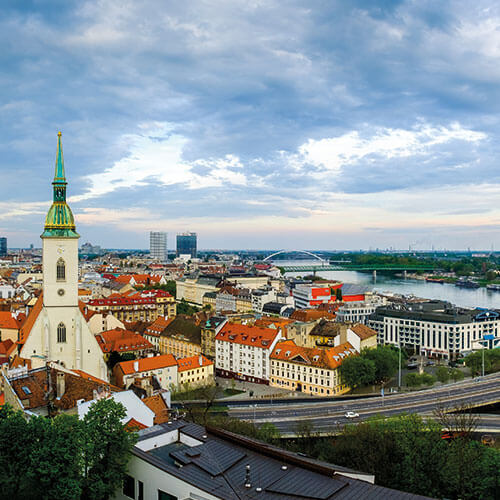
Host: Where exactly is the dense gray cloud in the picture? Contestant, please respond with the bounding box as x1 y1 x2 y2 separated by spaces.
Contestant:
1 0 500 249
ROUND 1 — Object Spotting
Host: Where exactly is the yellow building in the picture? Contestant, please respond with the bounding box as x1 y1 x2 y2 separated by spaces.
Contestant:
177 354 214 388
159 316 202 358
270 340 357 396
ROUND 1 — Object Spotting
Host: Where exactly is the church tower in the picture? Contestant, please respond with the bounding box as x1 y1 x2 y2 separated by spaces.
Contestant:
20 133 108 380
42 131 80 308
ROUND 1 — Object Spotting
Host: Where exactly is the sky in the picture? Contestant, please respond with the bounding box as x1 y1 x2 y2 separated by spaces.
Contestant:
1 0 500 251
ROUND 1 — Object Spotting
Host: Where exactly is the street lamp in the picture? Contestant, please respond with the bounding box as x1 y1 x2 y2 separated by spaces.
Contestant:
397 340 402 390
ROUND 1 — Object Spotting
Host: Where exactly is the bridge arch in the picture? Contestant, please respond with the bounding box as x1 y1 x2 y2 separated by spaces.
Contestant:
263 250 326 262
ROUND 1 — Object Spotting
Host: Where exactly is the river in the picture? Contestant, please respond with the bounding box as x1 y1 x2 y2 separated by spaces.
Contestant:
276 260 500 309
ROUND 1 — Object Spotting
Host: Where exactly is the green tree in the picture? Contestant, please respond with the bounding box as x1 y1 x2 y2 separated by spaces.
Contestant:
27 414 84 500
338 356 376 389
0 404 32 498
404 373 421 387
257 423 281 444
436 366 450 383
420 373 436 386
82 399 137 500
449 368 464 382
363 346 399 383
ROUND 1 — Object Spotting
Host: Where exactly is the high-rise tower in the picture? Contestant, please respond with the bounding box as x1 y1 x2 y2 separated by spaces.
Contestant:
20 133 107 380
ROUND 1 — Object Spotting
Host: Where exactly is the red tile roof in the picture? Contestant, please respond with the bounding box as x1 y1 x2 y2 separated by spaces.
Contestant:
145 317 174 337
349 323 377 340
116 353 177 375
215 323 281 349
125 417 148 430
142 394 169 424
0 339 16 357
177 354 213 373
18 294 43 345
0 311 20 330
271 340 357 370
96 328 153 353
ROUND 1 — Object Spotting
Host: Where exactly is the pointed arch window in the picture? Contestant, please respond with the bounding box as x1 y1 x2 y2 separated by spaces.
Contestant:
56 258 66 281
57 323 66 343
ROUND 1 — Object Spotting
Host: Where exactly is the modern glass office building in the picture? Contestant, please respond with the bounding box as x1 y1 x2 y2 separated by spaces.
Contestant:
150 232 167 261
0 238 6 257
176 232 197 258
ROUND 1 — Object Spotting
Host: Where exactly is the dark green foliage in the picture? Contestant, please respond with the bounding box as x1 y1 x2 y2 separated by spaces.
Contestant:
82 399 137 500
107 350 136 370
139 280 176 296
436 366 450 383
465 348 500 375
177 298 201 316
312 414 500 499
0 400 136 500
339 345 401 388
362 345 399 383
338 356 376 388
404 372 435 387
257 422 281 444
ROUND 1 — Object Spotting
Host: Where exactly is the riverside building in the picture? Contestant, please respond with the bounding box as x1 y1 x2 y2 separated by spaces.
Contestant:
368 300 500 360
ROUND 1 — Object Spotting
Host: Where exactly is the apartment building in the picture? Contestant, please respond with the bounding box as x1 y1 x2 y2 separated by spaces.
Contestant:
269 340 357 396
215 323 284 384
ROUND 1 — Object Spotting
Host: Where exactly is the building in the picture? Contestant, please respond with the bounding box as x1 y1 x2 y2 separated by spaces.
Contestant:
368 300 500 359
176 232 197 258
201 316 227 359
0 311 21 343
0 237 6 257
270 340 357 396
215 323 284 384
1 362 119 415
159 315 202 358
336 295 386 324
113 420 427 500
143 316 173 351
177 354 214 388
86 290 175 323
150 232 167 261
114 354 178 390
292 284 337 309
215 285 253 313
96 328 153 359
19 133 107 380
251 287 277 312
176 276 220 305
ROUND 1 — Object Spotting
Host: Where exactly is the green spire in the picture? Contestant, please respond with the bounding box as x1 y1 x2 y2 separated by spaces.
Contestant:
54 131 66 182
41 132 79 239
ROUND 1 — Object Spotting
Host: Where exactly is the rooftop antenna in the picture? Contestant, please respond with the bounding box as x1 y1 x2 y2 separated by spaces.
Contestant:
245 464 251 488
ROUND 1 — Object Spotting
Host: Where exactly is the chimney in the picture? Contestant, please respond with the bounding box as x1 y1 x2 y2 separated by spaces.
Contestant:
133 361 139 372
199 355 203 367
56 372 65 399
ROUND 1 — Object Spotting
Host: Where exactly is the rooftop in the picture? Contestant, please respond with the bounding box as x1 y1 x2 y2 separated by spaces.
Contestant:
134 421 430 499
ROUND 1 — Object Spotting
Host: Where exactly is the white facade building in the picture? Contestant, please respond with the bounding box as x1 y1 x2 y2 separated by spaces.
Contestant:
150 232 167 261
336 296 387 324
368 301 500 359
215 324 284 384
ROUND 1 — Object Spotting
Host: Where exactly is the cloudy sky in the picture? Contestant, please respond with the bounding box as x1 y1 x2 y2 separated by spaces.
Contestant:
2 0 500 250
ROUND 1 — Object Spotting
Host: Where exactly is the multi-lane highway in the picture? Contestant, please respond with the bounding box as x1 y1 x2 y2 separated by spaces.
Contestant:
228 372 500 436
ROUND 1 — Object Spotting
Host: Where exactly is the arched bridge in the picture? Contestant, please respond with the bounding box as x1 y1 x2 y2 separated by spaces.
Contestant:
263 250 327 263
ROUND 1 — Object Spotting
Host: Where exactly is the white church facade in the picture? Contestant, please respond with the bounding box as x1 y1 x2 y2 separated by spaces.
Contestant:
20 132 108 381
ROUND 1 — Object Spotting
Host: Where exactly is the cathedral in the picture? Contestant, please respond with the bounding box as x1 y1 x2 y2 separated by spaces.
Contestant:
20 133 108 381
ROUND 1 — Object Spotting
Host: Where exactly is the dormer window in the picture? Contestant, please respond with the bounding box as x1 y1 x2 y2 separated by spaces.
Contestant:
56 258 66 281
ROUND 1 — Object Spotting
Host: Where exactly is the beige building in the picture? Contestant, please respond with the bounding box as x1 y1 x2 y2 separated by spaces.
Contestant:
159 316 202 358
177 354 214 388
176 277 220 305
270 340 357 396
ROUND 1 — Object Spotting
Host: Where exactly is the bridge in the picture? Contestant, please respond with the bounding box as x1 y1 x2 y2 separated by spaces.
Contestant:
279 264 439 273
263 249 328 263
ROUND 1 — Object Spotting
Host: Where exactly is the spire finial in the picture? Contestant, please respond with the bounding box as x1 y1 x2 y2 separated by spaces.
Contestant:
54 131 65 182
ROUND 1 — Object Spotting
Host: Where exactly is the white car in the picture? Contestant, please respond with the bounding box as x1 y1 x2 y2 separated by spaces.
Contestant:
345 411 359 418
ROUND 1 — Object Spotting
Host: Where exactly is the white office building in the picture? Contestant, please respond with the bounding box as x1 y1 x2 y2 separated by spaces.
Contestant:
150 232 167 261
